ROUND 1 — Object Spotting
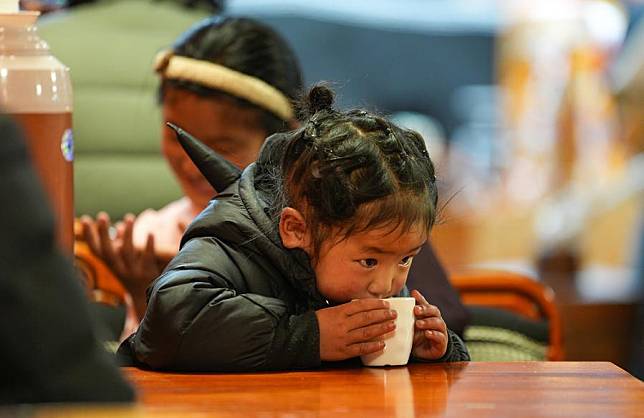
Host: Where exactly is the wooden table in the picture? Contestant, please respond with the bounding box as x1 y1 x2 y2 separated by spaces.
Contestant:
31 362 643 418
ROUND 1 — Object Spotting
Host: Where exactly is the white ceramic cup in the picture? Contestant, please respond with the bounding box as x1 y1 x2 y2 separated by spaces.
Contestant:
360 297 416 367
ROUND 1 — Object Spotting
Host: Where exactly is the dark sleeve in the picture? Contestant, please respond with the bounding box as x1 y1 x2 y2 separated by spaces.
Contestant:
440 330 471 362
128 237 320 372
411 329 471 363
407 243 470 337
0 115 134 403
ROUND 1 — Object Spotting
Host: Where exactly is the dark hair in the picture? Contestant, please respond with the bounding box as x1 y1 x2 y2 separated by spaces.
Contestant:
68 0 225 11
159 16 303 134
281 85 438 256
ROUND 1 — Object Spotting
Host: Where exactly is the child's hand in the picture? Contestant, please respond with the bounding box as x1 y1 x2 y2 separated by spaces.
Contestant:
410 289 448 360
316 299 397 361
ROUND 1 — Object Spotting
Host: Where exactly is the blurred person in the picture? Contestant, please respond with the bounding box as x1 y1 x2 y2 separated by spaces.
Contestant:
614 8 644 380
22 0 224 13
78 16 470 338
535 3 643 282
80 16 302 321
627 217 644 380
20 0 66 14
36 0 229 328
0 114 134 403
38 1 222 221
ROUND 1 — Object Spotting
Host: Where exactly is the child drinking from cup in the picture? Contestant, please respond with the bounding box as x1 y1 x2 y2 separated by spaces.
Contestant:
79 16 468 343
121 85 470 371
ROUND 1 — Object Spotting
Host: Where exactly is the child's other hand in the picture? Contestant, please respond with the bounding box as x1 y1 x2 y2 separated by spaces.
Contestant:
410 289 448 360
316 299 397 361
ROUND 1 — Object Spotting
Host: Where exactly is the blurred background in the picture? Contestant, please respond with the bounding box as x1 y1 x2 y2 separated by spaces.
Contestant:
225 0 644 375
25 0 642 375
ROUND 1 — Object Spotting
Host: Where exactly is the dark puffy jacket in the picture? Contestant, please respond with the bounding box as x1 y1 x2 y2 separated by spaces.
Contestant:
125 135 469 371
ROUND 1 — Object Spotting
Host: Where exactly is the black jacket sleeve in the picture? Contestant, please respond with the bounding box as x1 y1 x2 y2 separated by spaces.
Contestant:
130 237 321 371
439 330 471 362
411 329 471 363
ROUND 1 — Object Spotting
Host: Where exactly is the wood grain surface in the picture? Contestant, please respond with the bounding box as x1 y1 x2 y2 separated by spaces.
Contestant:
29 362 643 418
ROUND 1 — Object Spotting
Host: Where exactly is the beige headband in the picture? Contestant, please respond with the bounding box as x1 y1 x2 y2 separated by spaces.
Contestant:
154 50 294 121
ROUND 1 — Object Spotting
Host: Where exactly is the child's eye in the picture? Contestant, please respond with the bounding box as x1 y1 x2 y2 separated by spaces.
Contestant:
358 258 378 268
399 256 413 267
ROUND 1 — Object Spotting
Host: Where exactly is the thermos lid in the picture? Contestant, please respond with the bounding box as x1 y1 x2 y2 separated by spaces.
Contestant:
0 0 18 14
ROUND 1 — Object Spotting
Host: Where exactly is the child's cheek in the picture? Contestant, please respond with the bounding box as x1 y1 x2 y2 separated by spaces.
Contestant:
397 273 411 295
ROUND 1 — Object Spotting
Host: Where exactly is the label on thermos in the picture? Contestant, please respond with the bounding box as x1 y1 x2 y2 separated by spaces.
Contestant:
60 128 74 162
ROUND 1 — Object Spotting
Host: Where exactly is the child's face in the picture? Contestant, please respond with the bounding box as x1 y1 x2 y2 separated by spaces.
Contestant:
313 223 427 304
161 86 268 209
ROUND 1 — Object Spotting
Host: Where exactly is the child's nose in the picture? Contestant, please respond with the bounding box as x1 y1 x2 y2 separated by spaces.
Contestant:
368 270 394 298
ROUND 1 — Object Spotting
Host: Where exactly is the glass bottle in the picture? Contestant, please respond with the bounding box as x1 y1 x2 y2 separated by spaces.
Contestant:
0 4 74 253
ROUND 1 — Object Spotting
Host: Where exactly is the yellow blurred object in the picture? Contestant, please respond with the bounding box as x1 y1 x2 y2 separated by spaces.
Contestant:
579 183 642 267
431 206 537 269
73 219 127 307
497 1 625 204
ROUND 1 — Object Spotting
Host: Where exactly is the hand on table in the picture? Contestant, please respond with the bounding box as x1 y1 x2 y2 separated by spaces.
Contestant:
410 289 449 360
316 298 397 361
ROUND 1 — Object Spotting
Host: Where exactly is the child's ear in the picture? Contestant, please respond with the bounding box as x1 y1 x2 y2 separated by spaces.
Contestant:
279 207 309 249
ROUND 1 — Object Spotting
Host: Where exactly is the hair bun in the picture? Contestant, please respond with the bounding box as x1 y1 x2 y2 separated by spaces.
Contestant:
306 84 335 115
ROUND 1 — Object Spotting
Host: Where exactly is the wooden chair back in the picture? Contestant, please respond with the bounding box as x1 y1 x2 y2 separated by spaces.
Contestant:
451 270 564 360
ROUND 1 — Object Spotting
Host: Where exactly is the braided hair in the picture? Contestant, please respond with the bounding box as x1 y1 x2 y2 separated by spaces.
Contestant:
279 84 438 256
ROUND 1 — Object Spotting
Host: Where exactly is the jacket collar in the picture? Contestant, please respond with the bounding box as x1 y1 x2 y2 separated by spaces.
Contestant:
238 163 328 310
